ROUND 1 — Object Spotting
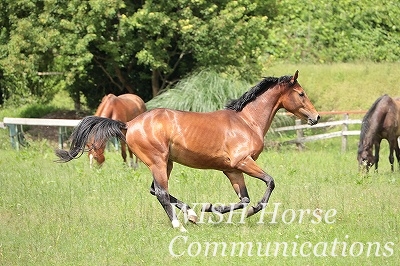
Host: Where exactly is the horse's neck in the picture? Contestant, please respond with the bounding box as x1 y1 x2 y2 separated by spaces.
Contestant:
239 88 282 137
361 112 384 149
361 128 378 149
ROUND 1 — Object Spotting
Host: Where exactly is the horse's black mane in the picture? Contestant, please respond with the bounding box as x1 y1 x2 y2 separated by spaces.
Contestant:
225 75 293 111
358 94 388 150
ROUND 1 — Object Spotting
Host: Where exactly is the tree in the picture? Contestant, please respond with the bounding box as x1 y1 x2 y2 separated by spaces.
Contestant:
0 0 276 110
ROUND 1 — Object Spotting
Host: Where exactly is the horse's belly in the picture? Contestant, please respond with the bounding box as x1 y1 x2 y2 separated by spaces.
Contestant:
169 145 230 170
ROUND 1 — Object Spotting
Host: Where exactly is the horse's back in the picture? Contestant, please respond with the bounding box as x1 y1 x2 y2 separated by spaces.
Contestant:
94 94 117 116
393 97 400 135
95 93 146 122
371 95 400 137
128 108 236 130
116 94 147 120
125 108 263 170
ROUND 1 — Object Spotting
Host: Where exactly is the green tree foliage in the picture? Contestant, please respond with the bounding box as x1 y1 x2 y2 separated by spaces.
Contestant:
1 0 399 110
0 0 274 109
267 0 400 62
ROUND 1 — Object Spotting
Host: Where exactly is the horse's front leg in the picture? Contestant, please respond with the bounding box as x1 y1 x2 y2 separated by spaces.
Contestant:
120 140 127 163
374 141 381 172
203 171 250 214
236 156 275 218
128 147 138 169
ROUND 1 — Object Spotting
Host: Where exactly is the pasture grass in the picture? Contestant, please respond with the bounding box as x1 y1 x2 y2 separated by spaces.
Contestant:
265 62 400 111
1 133 399 265
1 63 400 265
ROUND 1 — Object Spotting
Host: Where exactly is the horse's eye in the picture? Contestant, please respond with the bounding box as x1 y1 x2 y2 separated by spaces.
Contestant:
299 92 305 97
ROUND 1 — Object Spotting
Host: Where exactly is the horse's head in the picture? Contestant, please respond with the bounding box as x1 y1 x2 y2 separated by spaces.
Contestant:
87 141 106 167
280 70 320 125
357 146 374 172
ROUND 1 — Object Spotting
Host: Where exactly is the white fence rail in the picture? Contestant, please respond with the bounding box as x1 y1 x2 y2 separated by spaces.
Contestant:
3 117 81 150
3 112 366 152
273 114 363 152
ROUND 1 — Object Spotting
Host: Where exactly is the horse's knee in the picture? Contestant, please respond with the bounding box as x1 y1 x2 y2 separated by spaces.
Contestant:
241 196 250 204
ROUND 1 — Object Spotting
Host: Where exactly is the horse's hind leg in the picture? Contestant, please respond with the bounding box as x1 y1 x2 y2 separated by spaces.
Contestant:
150 181 197 223
149 162 188 232
388 138 398 172
389 147 394 172
149 161 197 223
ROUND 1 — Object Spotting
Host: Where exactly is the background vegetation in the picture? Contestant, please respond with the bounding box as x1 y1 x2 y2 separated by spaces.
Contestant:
1 63 400 265
1 0 399 110
266 0 400 63
1 0 400 264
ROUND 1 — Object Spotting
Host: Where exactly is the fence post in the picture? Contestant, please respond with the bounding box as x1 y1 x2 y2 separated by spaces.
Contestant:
295 119 305 151
58 126 69 149
341 113 349 152
8 124 19 150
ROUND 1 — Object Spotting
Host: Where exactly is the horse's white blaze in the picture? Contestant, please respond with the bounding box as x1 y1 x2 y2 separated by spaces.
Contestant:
89 154 94 168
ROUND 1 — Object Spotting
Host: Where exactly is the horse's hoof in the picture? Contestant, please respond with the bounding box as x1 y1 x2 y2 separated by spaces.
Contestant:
246 206 256 217
202 203 212 212
172 219 187 232
187 209 198 224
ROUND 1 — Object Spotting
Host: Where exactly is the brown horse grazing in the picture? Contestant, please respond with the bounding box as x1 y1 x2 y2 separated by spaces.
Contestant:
88 93 146 168
56 71 320 231
357 94 400 172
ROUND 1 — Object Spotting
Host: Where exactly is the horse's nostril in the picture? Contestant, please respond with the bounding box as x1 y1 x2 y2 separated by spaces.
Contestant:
317 115 321 121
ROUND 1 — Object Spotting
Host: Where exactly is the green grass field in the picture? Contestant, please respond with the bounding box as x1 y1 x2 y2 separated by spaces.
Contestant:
1 63 400 265
265 62 400 111
1 134 399 265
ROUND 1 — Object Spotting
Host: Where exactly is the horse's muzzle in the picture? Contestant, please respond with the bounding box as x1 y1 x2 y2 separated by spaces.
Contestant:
307 114 320 126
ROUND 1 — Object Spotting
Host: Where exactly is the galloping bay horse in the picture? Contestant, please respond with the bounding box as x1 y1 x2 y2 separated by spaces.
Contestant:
56 71 320 231
357 94 400 172
89 93 146 168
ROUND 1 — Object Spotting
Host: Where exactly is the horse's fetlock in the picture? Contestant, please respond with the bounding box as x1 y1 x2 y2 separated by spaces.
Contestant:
241 197 250 204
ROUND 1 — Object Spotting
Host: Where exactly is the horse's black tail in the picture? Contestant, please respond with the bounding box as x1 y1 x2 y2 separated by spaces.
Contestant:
55 116 127 163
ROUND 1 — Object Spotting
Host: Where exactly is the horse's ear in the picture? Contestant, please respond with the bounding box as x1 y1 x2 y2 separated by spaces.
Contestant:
291 70 299 84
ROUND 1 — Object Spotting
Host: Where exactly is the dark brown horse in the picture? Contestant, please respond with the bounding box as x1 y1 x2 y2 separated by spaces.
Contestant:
357 94 400 172
56 71 320 231
88 93 146 168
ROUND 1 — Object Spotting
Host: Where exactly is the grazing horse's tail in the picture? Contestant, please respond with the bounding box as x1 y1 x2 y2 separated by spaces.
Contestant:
55 116 127 163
